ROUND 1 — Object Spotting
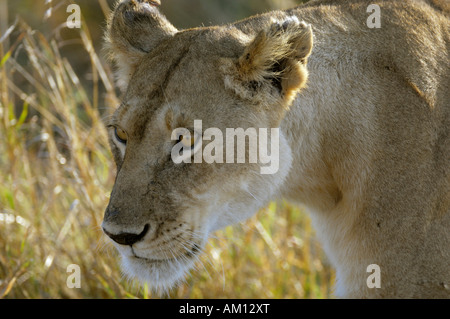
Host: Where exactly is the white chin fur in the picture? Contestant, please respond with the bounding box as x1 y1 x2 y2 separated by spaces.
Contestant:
120 255 196 294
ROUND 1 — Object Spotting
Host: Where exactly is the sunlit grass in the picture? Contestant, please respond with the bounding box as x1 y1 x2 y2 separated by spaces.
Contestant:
0 1 334 299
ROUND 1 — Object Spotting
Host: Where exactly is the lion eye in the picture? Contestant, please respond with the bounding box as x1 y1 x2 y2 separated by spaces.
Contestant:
114 127 128 144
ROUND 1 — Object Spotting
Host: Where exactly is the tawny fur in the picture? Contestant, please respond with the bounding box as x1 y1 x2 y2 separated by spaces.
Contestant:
102 0 450 298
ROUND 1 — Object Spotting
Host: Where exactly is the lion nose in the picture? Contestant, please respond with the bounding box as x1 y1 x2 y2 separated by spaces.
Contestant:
103 224 150 246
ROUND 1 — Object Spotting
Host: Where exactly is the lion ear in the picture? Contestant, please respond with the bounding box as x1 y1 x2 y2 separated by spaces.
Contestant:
223 17 313 107
105 0 178 91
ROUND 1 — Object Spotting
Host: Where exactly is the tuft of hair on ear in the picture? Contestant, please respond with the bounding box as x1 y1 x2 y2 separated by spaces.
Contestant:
223 17 313 108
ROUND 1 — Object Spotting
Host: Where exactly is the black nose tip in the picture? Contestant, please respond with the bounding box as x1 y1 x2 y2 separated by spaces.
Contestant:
103 224 150 246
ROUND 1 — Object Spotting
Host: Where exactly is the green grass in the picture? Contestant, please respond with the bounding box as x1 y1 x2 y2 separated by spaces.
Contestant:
0 2 334 299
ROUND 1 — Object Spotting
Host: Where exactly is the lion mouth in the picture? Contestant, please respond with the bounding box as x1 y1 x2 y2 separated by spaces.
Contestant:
121 242 204 292
130 241 202 263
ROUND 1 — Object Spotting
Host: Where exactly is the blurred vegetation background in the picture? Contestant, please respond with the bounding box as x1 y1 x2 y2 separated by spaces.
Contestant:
0 0 334 299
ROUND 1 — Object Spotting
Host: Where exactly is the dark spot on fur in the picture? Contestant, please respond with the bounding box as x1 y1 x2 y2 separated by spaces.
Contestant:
186 243 201 258
248 80 260 91
191 243 200 254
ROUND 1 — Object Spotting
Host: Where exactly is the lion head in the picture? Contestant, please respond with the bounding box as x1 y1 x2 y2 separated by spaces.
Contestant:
102 0 312 292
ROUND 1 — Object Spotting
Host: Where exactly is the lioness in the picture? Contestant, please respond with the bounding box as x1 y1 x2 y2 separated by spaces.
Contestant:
102 0 449 298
